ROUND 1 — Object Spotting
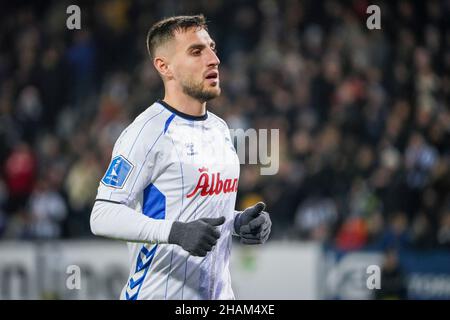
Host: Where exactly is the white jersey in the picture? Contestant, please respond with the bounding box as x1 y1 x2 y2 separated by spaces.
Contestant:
94 100 240 300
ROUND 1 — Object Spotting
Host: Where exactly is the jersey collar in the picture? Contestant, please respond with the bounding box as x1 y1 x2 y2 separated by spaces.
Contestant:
157 99 208 121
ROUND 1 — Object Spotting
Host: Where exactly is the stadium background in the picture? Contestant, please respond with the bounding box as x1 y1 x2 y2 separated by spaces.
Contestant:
0 0 449 299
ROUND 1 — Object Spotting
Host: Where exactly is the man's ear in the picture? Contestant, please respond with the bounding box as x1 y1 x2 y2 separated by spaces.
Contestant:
154 57 173 79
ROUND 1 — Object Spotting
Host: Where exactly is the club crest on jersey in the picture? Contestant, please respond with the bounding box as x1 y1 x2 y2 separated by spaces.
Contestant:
186 167 238 198
101 155 134 188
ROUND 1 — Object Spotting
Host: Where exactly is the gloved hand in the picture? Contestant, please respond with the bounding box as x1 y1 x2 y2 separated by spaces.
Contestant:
168 216 225 256
234 202 271 244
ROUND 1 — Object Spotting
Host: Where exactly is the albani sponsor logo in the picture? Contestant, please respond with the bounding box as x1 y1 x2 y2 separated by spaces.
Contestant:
186 167 238 198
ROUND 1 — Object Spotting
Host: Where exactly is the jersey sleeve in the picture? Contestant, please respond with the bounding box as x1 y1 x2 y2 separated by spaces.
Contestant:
95 113 166 206
90 200 173 243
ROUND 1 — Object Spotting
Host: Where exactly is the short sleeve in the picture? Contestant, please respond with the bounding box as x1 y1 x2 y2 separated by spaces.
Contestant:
95 111 168 205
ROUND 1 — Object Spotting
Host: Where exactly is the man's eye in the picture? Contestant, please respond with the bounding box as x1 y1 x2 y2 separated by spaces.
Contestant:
192 50 201 56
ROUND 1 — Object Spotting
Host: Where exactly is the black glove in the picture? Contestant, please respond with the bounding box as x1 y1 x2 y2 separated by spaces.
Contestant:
234 202 271 244
168 216 225 256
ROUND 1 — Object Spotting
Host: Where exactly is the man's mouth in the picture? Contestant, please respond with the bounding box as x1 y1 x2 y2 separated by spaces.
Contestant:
205 71 219 80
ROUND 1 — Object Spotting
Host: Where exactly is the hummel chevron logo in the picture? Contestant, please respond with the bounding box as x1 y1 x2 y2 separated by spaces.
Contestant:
125 244 158 300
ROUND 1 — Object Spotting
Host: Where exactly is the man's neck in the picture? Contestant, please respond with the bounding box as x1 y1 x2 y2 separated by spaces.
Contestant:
163 93 206 117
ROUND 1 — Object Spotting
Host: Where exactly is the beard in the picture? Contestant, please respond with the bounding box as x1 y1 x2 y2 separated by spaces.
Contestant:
181 78 221 102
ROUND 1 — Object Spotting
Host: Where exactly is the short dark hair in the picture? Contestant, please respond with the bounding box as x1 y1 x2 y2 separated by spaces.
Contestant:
146 15 208 59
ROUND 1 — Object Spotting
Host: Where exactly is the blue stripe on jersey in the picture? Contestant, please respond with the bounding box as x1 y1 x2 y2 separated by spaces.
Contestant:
126 108 165 159
113 107 164 202
123 112 174 204
164 113 175 133
142 184 166 219
181 201 199 299
165 135 186 299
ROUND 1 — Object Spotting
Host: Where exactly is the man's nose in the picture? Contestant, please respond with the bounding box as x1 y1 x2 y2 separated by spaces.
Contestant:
207 48 220 67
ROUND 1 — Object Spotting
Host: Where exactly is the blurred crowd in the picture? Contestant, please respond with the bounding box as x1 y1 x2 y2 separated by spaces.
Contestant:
0 0 449 251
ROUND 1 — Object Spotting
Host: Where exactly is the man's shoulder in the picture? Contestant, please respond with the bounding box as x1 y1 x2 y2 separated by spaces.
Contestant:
207 110 229 129
132 102 167 126
116 102 172 146
126 102 171 134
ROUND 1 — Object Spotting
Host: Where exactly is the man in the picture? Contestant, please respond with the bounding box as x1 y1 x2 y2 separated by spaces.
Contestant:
90 15 271 300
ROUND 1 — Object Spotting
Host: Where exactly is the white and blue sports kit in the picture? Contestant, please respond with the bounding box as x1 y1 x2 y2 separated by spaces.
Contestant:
91 100 240 300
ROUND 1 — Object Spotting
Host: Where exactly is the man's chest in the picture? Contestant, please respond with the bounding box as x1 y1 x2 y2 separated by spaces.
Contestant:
155 121 240 198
